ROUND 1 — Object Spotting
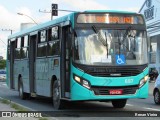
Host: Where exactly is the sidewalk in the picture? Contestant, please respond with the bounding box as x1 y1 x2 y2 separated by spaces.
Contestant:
0 101 15 111
0 99 57 120
0 99 41 120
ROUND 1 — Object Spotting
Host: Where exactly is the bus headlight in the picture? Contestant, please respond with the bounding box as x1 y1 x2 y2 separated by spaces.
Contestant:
74 75 81 83
139 75 149 88
82 80 90 89
73 74 91 89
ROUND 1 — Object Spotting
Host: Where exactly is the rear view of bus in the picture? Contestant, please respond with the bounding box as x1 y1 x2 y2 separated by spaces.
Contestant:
71 11 149 108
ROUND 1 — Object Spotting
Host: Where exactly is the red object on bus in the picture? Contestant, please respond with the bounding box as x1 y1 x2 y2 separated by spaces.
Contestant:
109 89 123 95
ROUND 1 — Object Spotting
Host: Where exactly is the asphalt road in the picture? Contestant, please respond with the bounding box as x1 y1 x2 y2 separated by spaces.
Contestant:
0 81 159 119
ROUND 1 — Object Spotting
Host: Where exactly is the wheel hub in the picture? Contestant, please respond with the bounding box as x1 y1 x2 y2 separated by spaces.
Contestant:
19 85 22 96
54 88 59 102
155 92 159 103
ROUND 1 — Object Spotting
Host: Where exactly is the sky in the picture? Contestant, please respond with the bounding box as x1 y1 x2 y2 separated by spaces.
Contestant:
0 0 146 59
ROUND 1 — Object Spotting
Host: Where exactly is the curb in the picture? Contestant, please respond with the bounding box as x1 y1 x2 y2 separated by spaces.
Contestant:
0 97 53 119
0 97 35 111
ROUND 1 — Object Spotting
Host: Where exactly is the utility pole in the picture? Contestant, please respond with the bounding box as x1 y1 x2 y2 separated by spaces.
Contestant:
39 4 58 20
2 29 13 35
39 3 78 20
51 4 58 20
39 3 58 20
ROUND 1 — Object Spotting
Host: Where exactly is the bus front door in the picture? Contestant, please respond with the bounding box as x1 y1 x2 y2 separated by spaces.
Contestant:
10 41 16 89
29 34 37 96
61 25 71 98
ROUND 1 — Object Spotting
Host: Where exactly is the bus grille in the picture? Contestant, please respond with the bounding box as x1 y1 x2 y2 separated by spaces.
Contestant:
73 63 147 77
91 86 139 95
86 67 144 77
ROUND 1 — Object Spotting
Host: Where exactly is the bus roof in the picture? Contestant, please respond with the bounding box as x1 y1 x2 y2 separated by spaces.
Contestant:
8 10 138 39
8 12 75 39
84 10 137 14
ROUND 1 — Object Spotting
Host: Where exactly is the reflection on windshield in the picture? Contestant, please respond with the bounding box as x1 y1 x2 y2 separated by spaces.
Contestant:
74 29 147 66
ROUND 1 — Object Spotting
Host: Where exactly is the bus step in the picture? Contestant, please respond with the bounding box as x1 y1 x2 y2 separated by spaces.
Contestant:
31 93 37 97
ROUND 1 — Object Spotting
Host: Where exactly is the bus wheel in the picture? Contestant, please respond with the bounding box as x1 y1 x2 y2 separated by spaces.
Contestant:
112 99 127 108
53 80 65 109
19 81 27 100
154 90 160 104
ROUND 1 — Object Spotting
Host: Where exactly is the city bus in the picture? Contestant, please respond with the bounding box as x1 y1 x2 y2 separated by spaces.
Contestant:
6 10 149 109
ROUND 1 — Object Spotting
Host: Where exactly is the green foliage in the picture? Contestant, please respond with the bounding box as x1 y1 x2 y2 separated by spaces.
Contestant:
0 60 6 69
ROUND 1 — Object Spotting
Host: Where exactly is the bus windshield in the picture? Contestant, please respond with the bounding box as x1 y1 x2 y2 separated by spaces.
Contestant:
74 28 148 66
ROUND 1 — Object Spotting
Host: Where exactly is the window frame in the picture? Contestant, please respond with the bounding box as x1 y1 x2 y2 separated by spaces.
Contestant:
47 25 60 57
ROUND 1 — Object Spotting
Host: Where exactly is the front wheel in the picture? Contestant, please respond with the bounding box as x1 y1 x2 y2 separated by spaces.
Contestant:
52 80 66 109
112 99 127 108
154 90 160 104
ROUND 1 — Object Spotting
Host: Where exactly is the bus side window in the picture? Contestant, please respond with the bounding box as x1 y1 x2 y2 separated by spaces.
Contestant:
15 38 21 59
37 30 47 57
48 26 60 56
21 35 29 59
7 40 11 60
48 40 60 56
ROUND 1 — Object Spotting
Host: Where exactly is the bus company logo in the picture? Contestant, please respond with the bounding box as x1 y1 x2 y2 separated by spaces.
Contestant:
2 112 12 117
106 68 116 73
93 68 116 73
146 0 152 8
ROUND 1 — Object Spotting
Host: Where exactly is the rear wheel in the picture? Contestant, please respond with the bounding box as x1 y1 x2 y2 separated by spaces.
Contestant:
112 99 127 108
154 90 160 104
52 80 66 109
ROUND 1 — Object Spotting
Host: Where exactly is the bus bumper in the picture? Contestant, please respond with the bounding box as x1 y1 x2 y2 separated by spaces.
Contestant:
71 80 148 101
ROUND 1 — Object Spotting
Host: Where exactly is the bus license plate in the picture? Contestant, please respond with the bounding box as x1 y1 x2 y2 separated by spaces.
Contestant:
109 89 123 95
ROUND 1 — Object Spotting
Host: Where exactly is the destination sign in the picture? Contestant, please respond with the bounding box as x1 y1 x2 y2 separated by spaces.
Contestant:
77 14 144 24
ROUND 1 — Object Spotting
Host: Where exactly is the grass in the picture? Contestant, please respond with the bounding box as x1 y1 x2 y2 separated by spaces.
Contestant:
0 98 28 111
0 98 49 120
0 99 10 105
39 118 48 120
11 103 28 111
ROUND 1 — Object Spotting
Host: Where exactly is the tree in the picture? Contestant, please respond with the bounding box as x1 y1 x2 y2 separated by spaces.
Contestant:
0 60 6 69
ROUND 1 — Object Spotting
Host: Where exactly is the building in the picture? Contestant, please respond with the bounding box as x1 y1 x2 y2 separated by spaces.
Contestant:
139 0 160 73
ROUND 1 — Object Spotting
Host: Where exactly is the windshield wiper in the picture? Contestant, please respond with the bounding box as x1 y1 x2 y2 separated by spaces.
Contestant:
105 32 109 58
116 30 121 56
121 26 136 58
92 25 109 58
92 25 106 46
120 26 132 46
116 26 136 59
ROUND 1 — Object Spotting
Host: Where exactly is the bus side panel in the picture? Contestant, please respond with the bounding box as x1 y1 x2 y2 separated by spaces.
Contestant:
21 59 30 93
6 61 10 88
14 60 22 90
44 57 60 97
35 57 60 97
35 58 46 96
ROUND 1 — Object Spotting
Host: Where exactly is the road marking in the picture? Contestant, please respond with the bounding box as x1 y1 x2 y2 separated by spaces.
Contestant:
144 107 160 111
126 104 134 106
127 104 160 111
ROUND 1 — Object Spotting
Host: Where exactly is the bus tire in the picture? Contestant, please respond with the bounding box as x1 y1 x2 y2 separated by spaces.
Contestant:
52 80 65 109
154 90 160 104
19 80 27 100
112 99 127 108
